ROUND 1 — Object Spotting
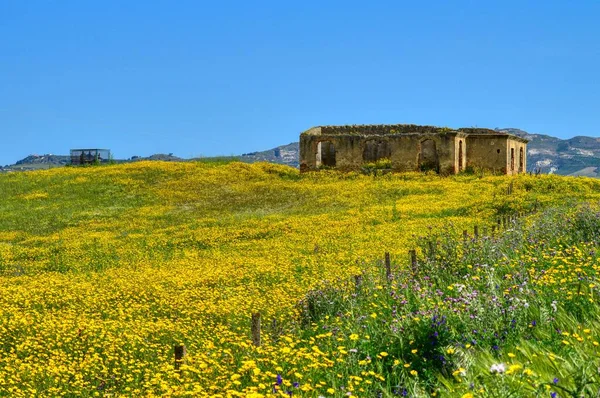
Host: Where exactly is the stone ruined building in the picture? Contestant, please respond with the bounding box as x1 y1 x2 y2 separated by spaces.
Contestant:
299 124 528 175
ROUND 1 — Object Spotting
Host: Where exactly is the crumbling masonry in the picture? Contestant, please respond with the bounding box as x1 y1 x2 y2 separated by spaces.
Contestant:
299 124 528 175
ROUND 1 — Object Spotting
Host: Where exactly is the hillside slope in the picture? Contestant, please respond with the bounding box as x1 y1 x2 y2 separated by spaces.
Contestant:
1 162 600 395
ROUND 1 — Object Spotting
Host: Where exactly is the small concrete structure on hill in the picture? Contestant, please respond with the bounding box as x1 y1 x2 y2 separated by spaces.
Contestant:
299 124 528 175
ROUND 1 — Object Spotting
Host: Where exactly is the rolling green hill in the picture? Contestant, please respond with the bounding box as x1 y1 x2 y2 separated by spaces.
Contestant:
1 162 600 396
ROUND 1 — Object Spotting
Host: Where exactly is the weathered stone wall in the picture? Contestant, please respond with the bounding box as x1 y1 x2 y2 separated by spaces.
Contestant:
330 135 364 170
320 124 454 136
300 134 365 171
299 134 316 172
387 133 461 175
301 132 462 174
300 125 527 175
519 142 527 173
403 133 457 175
466 136 509 173
506 138 527 175
388 136 420 172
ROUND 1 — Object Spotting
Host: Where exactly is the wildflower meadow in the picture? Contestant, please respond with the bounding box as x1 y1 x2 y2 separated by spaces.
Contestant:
1 161 600 397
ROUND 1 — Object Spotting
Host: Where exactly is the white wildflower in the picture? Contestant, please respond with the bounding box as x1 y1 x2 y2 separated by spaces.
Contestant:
490 363 506 374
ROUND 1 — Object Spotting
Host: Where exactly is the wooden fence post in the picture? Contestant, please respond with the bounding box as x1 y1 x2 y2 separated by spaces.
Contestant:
252 313 261 347
174 344 187 371
428 240 435 259
410 249 417 269
463 230 468 242
354 275 363 290
384 252 392 280
474 225 479 240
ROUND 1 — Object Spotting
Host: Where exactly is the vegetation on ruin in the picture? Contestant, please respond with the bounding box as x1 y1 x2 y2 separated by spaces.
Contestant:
1 161 600 397
361 158 393 174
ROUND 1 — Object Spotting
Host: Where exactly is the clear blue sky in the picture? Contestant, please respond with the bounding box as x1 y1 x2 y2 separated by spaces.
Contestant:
1 0 599 165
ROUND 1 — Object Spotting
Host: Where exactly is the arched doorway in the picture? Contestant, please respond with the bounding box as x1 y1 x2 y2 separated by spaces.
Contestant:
458 140 463 172
419 139 439 172
316 141 336 168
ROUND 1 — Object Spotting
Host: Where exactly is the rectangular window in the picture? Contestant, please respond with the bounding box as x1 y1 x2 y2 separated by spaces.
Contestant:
519 147 524 172
511 148 515 171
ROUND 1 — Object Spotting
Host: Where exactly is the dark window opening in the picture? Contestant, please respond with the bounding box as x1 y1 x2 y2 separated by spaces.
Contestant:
511 148 515 171
458 140 463 172
497 149 501 154
362 140 391 163
316 141 336 167
419 139 439 172
519 147 524 172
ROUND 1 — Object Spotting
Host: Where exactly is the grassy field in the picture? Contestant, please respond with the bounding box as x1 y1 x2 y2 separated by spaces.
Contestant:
1 161 600 397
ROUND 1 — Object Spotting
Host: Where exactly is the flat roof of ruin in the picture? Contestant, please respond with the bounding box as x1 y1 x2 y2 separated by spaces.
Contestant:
302 124 528 143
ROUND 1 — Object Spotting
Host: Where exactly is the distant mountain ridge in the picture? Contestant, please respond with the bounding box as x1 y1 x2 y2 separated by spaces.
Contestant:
4 129 600 176
0 153 183 172
496 128 600 177
239 142 299 167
